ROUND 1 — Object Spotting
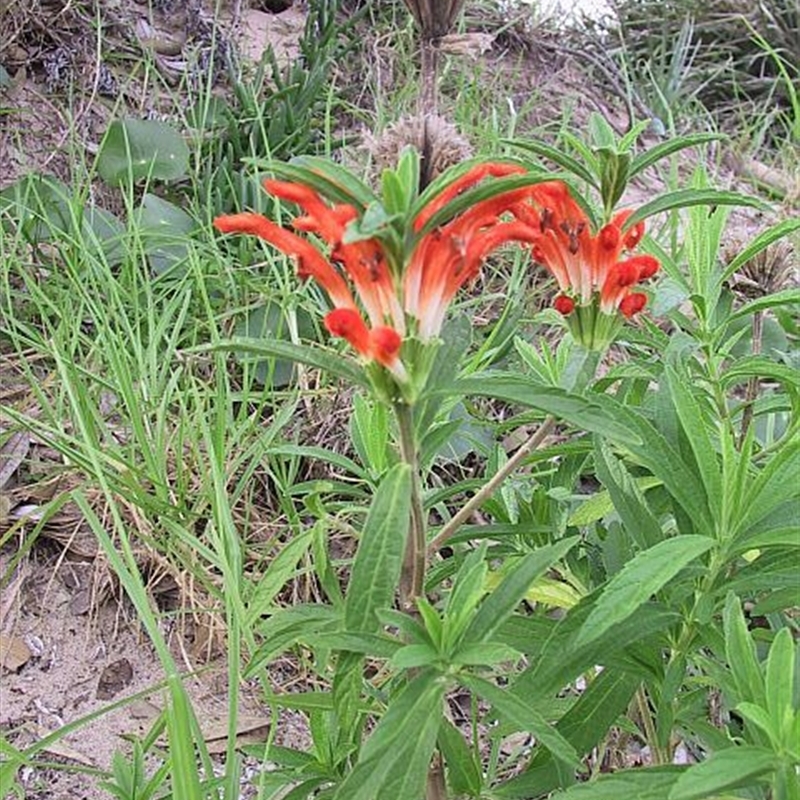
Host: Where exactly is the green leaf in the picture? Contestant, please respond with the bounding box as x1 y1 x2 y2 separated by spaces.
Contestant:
234 302 318 387
542 767 684 799
442 544 490 650
667 746 776 800
496 670 640 799
575 536 714 647
391 643 440 669
451 373 641 444
628 133 725 179
737 443 800 539
765 628 795 736
720 356 800 392
569 476 663 526
460 674 581 768
723 593 765 705
728 288 800 322
136 193 195 274
719 217 800 284
97 119 189 186
588 113 617 150
264 156 375 209
197 337 368 388
267 444 368 481
621 189 768 231
594 439 664 550
452 642 521 666
333 672 445 800
505 139 600 188
245 530 315 626
438 718 483 796
462 537 579 645
597 148 630 212
664 365 722 518
617 119 651 153
344 464 411 633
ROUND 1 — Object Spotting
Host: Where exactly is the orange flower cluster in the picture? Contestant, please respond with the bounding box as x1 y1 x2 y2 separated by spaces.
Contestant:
523 182 659 320
213 165 659 381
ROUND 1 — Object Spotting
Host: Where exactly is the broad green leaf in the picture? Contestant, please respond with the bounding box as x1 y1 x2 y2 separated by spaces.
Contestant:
198 337 368 387
542 767 684 799
461 674 581 768
629 133 725 179
568 477 663 526
505 139 600 188
451 374 641 444
594 439 664 550
82 206 126 265
462 537 579 645
719 217 800 283
97 119 189 185
333 672 445 800
621 189 768 231
344 464 411 633
438 718 483 796
575 536 714 647
667 746 776 800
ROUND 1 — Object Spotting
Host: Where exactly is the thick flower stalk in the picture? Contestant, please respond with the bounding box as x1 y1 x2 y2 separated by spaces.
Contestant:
523 182 660 350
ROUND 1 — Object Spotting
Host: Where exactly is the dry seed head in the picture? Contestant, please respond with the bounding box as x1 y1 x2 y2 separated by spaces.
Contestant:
725 238 798 300
364 114 472 186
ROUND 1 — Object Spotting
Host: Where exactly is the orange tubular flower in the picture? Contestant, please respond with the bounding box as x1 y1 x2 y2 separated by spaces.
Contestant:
529 184 658 321
213 189 407 383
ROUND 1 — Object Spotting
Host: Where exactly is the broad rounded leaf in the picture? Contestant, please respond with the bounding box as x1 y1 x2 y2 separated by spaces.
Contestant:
97 119 190 186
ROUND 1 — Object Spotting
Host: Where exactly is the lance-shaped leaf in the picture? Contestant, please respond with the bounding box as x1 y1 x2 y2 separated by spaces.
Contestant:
332 672 445 800
621 189 768 231
345 464 412 633
575 536 714 647
451 373 641 444
460 675 581 769
667 746 777 800
195 338 368 388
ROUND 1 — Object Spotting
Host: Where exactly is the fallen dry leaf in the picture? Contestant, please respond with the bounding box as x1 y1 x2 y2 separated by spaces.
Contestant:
0 633 31 672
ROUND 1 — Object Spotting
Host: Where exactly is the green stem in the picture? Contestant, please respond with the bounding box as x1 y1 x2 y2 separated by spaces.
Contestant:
635 686 667 765
427 416 556 555
395 402 426 611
